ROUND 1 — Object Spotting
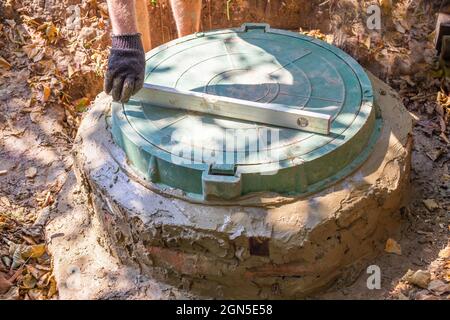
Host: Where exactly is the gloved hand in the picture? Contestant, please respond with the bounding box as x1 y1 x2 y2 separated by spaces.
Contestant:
104 34 145 103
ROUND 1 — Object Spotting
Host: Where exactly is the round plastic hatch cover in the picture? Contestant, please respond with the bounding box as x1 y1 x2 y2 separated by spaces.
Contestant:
111 23 381 200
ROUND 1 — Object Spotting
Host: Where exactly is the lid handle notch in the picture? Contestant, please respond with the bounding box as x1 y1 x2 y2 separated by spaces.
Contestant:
240 23 270 32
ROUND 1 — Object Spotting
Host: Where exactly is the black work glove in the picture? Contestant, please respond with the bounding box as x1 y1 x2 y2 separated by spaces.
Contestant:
104 34 145 103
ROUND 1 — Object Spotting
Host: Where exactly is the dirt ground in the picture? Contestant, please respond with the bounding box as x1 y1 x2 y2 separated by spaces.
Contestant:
0 0 449 300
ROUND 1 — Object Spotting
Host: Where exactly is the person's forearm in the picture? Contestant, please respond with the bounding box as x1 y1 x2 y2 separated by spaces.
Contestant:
106 0 138 35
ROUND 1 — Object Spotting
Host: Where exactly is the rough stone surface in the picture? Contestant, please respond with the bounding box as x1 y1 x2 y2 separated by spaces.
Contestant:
50 73 412 299
427 280 450 295
405 269 432 289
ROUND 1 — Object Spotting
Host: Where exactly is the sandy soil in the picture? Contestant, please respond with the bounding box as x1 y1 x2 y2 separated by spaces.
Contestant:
0 0 448 300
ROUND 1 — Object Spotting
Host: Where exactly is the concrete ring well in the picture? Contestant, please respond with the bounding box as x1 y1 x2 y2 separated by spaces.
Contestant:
71 73 412 299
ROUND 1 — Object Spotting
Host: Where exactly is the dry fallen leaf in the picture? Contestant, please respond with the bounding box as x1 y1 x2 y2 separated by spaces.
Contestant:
39 22 60 44
385 238 402 255
299 28 327 41
22 44 45 62
395 22 406 34
11 245 26 269
43 86 51 102
74 97 90 112
438 246 450 259
26 265 45 280
36 190 54 208
22 235 37 245
1 286 20 300
422 199 439 212
397 292 409 300
0 197 11 207
25 167 37 179
0 272 12 294
364 36 371 50
2 256 11 269
36 272 50 289
27 288 45 300
380 0 392 14
0 56 11 69
21 15 39 28
21 244 46 259
21 273 37 289
47 275 57 298
34 264 51 272
9 242 46 269
67 64 76 78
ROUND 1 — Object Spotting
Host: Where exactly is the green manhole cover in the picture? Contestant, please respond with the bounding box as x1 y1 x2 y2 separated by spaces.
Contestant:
111 23 381 200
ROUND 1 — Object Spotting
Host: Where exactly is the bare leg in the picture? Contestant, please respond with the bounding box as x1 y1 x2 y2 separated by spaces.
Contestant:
135 0 152 51
170 0 202 37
